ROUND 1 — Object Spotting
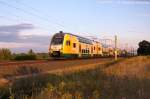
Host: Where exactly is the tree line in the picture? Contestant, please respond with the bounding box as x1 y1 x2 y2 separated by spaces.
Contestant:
0 49 49 61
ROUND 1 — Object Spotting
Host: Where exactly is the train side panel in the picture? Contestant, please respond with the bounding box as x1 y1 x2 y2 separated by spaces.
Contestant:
79 42 92 58
62 34 79 58
92 42 103 57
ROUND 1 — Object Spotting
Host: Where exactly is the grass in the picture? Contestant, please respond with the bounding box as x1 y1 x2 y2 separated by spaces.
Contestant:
104 56 150 79
0 58 110 78
0 56 150 99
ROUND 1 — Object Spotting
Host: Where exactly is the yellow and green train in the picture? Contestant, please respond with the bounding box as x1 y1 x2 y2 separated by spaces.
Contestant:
49 31 103 58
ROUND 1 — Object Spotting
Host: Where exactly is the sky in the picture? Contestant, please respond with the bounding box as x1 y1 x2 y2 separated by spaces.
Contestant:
0 0 150 53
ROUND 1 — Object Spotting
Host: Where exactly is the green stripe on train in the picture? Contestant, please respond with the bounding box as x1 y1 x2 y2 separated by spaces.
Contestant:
61 54 78 58
61 53 91 58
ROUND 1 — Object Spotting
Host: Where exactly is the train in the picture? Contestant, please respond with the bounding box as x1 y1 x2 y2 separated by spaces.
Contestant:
49 31 126 58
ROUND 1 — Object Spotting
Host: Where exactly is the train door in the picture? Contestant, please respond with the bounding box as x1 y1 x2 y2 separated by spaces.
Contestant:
91 46 93 57
79 44 82 57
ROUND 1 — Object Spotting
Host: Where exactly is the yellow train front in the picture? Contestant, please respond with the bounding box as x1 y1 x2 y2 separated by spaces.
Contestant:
49 31 103 58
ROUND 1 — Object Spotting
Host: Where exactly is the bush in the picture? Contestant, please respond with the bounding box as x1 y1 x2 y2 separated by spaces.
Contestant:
13 49 37 60
36 53 49 60
14 54 37 60
0 48 12 60
16 66 41 75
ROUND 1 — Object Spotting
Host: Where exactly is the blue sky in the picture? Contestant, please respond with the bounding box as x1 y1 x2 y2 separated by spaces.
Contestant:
0 0 150 52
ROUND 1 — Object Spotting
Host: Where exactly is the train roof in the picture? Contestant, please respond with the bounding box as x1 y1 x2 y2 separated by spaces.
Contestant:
55 31 101 44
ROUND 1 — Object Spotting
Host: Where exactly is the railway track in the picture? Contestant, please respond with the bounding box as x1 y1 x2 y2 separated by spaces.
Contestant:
0 60 48 66
0 58 112 66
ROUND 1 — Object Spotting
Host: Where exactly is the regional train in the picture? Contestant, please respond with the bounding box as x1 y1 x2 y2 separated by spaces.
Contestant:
49 31 126 58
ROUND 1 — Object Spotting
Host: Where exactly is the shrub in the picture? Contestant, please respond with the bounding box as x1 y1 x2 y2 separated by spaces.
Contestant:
16 66 41 75
14 54 37 60
13 49 37 60
0 48 12 60
0 86 10 99
36 53 49 60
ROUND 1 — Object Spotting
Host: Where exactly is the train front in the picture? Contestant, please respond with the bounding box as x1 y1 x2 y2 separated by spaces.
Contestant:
49 32 64 57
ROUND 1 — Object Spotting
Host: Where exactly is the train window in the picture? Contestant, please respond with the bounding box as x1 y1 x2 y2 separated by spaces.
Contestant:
82 49 84 53
86 50 88 53
78 37 92 44
99 48 101 51
73 43 76 48
79 44 81 52
82 49 86 53
87 50 89 53
66 40 70 46
51 33 64 45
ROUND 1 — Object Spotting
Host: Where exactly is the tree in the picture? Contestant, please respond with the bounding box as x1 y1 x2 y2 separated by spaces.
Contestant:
28 49 35 55
137 40 150 55
14 49 37 60
0 48 12 60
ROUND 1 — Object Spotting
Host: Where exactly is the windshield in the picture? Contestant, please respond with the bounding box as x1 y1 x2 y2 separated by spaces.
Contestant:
51 33 64 45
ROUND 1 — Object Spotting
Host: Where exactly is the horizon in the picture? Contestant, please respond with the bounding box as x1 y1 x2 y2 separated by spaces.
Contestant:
0 0 150 53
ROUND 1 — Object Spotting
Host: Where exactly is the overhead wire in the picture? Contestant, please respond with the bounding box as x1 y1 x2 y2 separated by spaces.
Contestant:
0 7 60 33
0 14 52 33
0 0 93 36
14 0 79 32
12 0 92 36
0 0 64 31
0 15 19 23
13 0 67 29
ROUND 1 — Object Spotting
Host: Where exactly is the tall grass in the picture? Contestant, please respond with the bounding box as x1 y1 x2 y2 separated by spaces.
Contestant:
0 56 150 99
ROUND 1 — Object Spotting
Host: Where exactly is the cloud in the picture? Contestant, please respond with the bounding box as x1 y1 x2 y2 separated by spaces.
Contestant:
0 23 51 44
0 23 34 34
0 42 40 48
0 42 49 53
0 23 51 52
0 23 34 42
22 35 51 43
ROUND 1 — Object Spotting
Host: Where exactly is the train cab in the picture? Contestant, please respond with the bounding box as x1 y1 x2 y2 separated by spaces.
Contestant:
49 31 79 58
49 31 64 57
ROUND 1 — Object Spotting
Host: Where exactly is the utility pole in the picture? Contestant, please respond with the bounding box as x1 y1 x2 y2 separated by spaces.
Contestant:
133 47 134 56
125 43 128 56
115 35 117 61
131 47 134 56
